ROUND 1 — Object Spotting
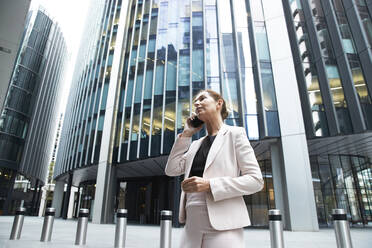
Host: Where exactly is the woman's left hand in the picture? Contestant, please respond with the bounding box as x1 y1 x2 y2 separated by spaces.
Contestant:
181 176 210 193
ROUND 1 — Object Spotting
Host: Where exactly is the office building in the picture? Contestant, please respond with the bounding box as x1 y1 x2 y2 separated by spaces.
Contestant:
0 0 31 112
0 8 67 215
54 0 372 230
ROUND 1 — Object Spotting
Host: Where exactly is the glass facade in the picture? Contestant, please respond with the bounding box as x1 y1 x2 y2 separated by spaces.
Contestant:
56 0 123 174
289 0 329 136
57 0 281 173
331 0 372 129
311 154 372 225
0 9 67 215
286 0 372 136
245 158 275 226
284 0 372 225
114 0 275 163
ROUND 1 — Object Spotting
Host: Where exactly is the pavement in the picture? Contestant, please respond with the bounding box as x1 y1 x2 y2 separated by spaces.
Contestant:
0 216 371 248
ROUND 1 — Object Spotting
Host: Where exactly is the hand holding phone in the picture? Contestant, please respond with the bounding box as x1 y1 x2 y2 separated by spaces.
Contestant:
182 114 204 137
190 116 204 128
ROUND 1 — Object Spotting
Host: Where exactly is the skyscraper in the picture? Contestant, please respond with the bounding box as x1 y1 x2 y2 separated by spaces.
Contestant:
0 8 67 215
54 0 372 230
0 0 31 112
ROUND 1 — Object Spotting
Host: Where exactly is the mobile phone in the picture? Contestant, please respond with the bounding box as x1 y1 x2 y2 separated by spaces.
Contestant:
190 116 204 128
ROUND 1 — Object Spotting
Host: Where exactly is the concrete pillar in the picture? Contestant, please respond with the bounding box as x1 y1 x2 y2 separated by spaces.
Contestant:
261 0 319 231
52 180 65 218
93 163 116 223
92 0 129 224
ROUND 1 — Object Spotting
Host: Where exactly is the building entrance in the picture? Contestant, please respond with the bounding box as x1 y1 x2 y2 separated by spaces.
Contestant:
117 176 179 225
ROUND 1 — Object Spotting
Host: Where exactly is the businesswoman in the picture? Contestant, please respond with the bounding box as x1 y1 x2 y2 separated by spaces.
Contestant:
165 89 264 248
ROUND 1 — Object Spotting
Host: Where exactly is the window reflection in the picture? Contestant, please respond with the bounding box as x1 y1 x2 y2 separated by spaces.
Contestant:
218 0 241 126
311 154 372 225
205 2 220 91
192 3 204 100
151 1 168 157
331 0 372 129
310 0 352 134
253 17 279 136
245 159 275 226
176 1 191 134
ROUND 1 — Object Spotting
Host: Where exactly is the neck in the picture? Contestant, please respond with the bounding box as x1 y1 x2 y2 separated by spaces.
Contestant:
205 117 224 136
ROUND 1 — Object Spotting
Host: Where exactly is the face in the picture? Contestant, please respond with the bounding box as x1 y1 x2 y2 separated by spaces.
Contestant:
193 92 222 121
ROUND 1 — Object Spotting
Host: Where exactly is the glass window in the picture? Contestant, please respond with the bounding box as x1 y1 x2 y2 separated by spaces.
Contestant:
192 49 204 83
255 22 270 61
260 63 277 111
176 1 191 134
100 83 109 110
5 86 32 115
206 38 219 78
148 38 156 52
205 5 218 39
249 0 265 21
310 1 352 134
144 69 153 99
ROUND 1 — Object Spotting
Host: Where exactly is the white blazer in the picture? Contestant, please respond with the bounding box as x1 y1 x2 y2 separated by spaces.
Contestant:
165 124 264 231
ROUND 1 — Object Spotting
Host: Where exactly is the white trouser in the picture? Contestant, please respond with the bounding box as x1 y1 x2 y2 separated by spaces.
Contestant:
179 204 245 248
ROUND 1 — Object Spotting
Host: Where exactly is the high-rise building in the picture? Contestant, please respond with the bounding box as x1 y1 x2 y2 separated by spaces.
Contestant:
54 0 372 230
0 8 67 215
0 0 31 112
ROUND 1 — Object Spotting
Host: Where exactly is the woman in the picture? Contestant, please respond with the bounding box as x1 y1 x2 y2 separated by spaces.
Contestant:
165 89 264 248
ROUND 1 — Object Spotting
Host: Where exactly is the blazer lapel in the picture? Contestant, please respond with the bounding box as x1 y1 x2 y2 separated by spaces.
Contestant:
204 124 229 172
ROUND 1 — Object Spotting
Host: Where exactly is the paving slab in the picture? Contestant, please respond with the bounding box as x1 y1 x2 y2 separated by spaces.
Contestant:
0 216 371 247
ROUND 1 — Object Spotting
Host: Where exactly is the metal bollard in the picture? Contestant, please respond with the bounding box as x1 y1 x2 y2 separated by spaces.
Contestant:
160 210 172 248
114 209 128 248
75 208 89 245
40 207 56 242
332 209 353 248
9 207 27 240
269 209 285 248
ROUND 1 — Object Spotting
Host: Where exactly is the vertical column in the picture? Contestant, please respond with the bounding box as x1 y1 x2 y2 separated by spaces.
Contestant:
51 180 65 218
93 0 130 224
262 0 318 231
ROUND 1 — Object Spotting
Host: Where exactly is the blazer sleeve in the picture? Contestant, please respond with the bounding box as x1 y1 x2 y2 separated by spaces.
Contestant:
209 127 264 202
165 134 192 176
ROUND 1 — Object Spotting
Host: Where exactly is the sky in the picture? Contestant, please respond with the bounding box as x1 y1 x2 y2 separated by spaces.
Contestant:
30 0 90 115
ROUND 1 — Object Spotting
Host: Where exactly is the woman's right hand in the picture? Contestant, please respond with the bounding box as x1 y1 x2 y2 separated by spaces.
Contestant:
182 114 203 137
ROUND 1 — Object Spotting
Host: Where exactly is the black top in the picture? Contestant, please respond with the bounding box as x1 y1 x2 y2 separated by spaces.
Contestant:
189 135 216 177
